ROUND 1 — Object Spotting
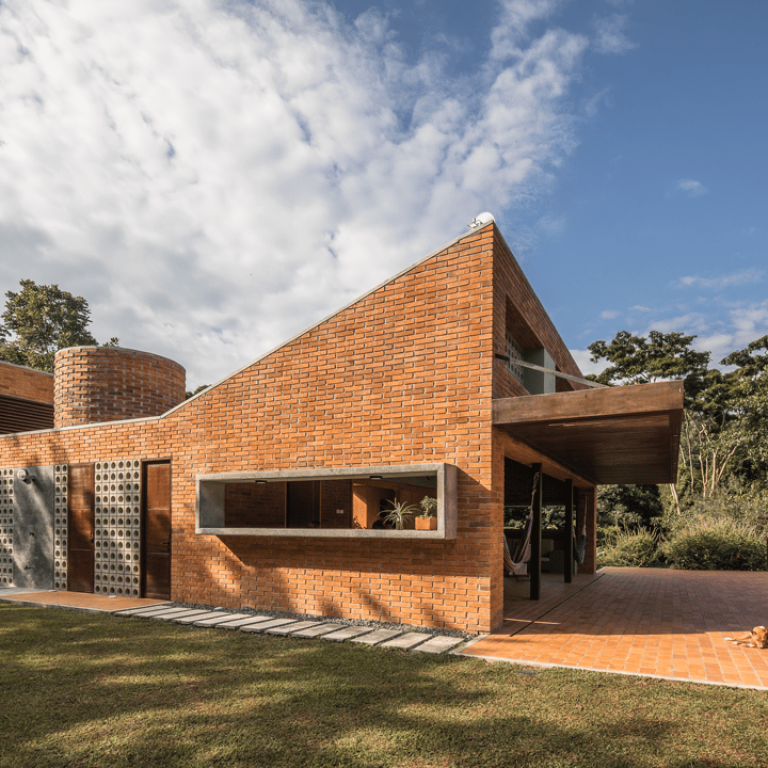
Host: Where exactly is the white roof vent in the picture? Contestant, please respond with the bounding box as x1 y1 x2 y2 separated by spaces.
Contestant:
468 211 495 229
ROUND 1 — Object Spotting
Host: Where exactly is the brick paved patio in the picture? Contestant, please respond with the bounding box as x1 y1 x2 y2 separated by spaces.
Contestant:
463 567 768 689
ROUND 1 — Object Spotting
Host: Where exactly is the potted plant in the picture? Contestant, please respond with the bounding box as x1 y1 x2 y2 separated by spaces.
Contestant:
415 495 438 530
382 500 418 530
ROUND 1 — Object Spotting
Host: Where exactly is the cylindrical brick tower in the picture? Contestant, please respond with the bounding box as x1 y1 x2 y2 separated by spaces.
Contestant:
54 347 186 428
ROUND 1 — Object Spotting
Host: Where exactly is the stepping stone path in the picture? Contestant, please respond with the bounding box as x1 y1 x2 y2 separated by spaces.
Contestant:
413 635 465 654
266 621 318 636
322 625 373 642
241 618 298 634
174 611 224 625
380 632 433 650
113 604 467 655
349 628 403 646
194 612 253 627
293 623 340 639
217 616 274 630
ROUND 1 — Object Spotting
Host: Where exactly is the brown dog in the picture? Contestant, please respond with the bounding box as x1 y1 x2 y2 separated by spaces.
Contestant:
724 626 768 649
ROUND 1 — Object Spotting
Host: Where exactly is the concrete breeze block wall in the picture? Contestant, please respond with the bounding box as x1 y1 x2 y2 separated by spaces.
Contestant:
0 360 54 404
54 347 186 428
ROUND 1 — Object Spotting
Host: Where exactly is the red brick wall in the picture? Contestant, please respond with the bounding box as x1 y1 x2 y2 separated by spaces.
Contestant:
54 347 186 428
0 361 53 404
0 225 500 632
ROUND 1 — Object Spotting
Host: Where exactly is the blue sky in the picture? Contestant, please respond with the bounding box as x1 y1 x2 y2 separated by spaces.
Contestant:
0 0 765 385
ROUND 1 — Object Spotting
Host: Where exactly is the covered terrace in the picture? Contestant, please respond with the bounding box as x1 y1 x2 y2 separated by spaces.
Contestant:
494 380 684 601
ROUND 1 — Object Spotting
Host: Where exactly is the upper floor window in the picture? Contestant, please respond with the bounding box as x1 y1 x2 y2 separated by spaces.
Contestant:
505 332 525 383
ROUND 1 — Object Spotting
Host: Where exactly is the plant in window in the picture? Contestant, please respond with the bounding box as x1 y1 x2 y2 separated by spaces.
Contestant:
383 501 418 530
419 496 437 517
415 496 438 530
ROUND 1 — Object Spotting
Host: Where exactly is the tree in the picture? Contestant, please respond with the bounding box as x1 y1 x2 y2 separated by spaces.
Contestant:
589 329 768 518
717 335 768 482
588 330 711 408
597 484 663 531
0 280 118 372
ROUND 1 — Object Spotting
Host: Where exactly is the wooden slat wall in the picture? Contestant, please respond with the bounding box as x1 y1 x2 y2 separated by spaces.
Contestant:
0 394 54 434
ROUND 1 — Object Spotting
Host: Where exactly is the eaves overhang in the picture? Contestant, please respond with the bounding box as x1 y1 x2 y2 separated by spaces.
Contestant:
493 380 684 486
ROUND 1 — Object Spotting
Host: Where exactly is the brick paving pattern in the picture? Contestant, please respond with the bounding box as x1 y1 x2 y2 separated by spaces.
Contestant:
464 568 768 689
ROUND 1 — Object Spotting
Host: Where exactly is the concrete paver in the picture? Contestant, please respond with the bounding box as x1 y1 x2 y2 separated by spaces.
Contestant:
350 628 403 646
414 635 466 654
120 606 192 619
292 623 340 639
194 612 253 627
174 611 224 625
322 626 375 642
154 609 212 622
267 620 321 636
240 618 298 634
380 632 431 650
217 615 274 629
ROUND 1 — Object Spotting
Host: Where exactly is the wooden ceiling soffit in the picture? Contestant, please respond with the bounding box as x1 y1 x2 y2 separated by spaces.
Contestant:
493 381 684 486
496 429 595 490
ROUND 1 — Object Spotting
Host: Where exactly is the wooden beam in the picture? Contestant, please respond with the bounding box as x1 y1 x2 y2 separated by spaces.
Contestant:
494 429 595 489
493 380 684 426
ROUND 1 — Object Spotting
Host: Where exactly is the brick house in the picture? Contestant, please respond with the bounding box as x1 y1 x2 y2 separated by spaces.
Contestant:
0 221 682 633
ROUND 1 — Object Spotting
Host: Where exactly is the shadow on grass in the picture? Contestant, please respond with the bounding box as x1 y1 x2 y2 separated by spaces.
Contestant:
1 604 767 768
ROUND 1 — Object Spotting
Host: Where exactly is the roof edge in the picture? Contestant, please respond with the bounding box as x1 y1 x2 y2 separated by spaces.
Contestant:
166 222 495 416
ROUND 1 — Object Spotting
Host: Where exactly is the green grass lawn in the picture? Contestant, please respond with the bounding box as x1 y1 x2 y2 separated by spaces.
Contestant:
2 603 767 768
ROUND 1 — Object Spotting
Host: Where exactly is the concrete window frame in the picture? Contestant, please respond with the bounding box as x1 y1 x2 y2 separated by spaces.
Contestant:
196 463 457 540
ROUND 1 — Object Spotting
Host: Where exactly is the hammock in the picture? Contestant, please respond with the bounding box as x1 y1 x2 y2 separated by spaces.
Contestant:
574 497 588 564
503 472 540 578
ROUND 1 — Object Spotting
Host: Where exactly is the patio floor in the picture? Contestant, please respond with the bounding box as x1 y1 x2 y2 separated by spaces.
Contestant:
463 567 768 689
0 588 168 614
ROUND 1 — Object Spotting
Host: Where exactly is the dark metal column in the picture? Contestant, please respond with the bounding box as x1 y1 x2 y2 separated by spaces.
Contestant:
530 464 543 601
564 479 574 584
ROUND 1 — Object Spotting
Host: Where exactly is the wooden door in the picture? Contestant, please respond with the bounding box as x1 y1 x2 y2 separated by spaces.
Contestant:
142 462 171 600
68 464 95 593
287 481 318 528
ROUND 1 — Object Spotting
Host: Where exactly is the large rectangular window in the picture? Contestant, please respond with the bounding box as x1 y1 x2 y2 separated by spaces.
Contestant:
196 464 456 539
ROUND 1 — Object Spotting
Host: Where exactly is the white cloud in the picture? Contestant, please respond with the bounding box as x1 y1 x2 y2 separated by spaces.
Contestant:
639 313 710 336
0 0 595 385
729 300 768 345
593 14 637 55
569 348 607 377
600 309 619 320
674 269 764 290
675 179 707 196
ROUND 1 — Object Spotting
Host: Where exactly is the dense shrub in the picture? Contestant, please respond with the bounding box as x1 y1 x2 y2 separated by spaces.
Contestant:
597 529 660 568
662 520 766 571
